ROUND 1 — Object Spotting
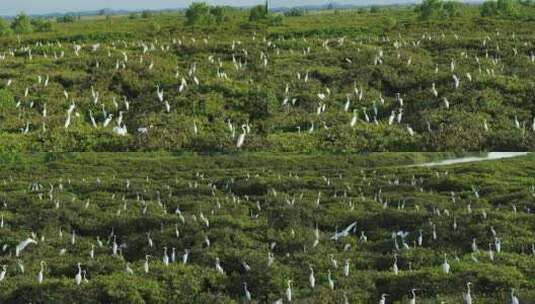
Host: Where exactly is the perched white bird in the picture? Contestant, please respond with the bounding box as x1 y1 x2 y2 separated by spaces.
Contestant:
327 269 335 290
407 125 415 137
309 265 315 289
182 249 190 264
379 293 388 304
125 263 134 275
510 288 520 304
350 110 358 127
443 97 450 109
103 114 114 127
75 263 82 286
215 257 225 274
285 280 292 302
236 124 247 148
393 255 399 275
0 265 6 281
431 83 438 97
442 253 450 274
453 74 460 89
409 289 418 304
37 261 45 284
163 247 169 266
243 282 252 301
113 124 128 136
464 282 473 304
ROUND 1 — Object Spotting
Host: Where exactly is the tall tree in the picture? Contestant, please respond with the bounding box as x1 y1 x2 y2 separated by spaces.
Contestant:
11 12 33 34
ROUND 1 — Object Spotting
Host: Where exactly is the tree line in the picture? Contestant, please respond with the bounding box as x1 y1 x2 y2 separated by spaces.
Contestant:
416 0 535 20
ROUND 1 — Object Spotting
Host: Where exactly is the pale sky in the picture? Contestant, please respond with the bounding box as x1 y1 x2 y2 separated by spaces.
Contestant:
0 0 420 16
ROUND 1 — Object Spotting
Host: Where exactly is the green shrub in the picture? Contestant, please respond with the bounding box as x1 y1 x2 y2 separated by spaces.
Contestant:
57 14 76 23
249 4 269 21
11 12 33 34
0 18 12 36
31 18 53 32
284 8 305 17
141 10 153 18
0 89 14 111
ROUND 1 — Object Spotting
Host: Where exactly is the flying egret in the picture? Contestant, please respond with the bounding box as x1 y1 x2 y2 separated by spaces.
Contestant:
16 238 37 257
330 221 357 240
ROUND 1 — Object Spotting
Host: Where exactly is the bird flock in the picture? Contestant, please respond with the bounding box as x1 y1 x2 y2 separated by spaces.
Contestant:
0 153 533 302
0 13 534 151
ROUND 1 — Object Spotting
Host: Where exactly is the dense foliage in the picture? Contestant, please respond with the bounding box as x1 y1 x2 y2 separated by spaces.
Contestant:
0 6 534 151
0 152 533 303
57 15 77 23
10 13 34 34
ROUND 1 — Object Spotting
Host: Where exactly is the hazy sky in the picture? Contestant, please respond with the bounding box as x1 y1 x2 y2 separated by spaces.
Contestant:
1 0 419 16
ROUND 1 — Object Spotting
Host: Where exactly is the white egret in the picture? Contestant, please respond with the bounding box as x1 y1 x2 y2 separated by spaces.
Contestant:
330 221 356 240
453 74 460 89
163 247 169 266
442 253 450 274
407 125 415 137
409 289 417 304
17 260 24 274
182 249 190 264
309 265 315 289
37 261 45 284
215 257 225 274
393 254 399 275
350 110 358 127
243 282 252 301
510 288 519 304
379 293 388 304
286 280 292 302
125 263 134 275
75 263 82 286
16 238 37 257
464 282 472 304
236 124 246 148
144 255 151 273
0 265 6 281
327 269 334 290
